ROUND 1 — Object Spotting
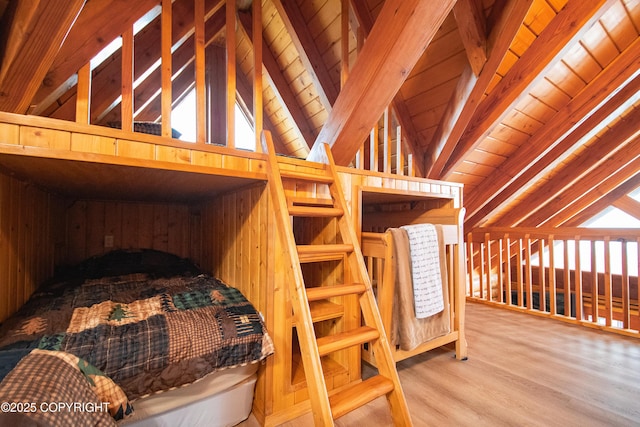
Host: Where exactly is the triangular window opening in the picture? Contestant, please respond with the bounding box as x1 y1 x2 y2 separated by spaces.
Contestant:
171 89 255 151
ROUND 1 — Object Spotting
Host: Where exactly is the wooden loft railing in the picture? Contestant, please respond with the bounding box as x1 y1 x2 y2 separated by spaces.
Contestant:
466 227 640 338
71 0 264 152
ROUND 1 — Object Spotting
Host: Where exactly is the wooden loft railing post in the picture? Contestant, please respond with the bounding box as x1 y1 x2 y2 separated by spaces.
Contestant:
396 126 404 175
484 232 491 301
369 125 378 172
603 236 612 326
161 0 172 138
226 0 236 148
524 234 532 310
548 235 556 315
563 240 571 317
383 108 392 174
253 0 263 152
575 235 583 321
121 27 134 133
195 0 206 144
538 238 546 312
340 0 349 88
621 240 630 329
76 62 91 124
590 241 598 323
497 237 504 303
503 234 511 305
467 232 474 296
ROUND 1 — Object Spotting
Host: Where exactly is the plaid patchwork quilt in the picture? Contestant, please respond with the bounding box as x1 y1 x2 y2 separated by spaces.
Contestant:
0 272 274 401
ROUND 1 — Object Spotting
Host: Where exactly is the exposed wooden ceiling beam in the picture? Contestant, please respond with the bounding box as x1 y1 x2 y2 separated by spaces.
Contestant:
311 0 456 166
453 0 487 76
464 38 640 228
238 11 315 151
30 0 161 113
271 0 338 111
439 0 618 178
349 0 426 176
494 107 640 227
612 195 640 222
424 0 533 178
0 0 86 113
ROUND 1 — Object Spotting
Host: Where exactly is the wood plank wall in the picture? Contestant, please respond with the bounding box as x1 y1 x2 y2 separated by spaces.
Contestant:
60 199 203 267
0 171 61 322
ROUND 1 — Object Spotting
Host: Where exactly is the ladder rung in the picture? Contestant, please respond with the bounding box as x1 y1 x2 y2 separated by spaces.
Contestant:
280 169 334 184
297 244 353 263
289 196 334 207
329 375 395 419
317 326 379 356
306 284 367 301
288 205 343 217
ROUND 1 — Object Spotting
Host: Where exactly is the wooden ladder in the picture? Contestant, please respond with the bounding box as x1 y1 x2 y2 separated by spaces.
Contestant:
261 131 413 426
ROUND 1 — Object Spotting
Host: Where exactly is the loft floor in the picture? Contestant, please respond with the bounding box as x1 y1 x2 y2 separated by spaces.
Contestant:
242 302 640 426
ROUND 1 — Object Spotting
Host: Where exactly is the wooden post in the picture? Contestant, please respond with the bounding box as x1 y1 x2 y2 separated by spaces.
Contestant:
467 233 474 297
516 239 523 307
161 0 173 138
76 62 91 125
604 237 612 326
538 238 546 312
383 108 392 174
621 240 630 329
396 126 404 175
503 234 511 305
226 0 236 148
563 240 571 317
341 0 349 87
369 125 378 172
590 240 598 323
121 27 134 132
575 235 582 321
548 235 556 315
484 233 491 301
253 0 263 152
195 0 206 143
525 234 532 310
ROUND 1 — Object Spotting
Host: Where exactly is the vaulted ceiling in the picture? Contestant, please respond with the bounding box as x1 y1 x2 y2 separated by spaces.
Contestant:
0 0 638 231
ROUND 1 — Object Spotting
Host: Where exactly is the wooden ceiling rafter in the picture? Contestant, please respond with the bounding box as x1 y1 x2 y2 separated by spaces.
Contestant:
312 0 456 166
424 0 534 179
498 106 640 227
349 0 426 177
439 0 619 178
271 0 338 112
238 10 315 152
464 37 640 228
0 0 86 113
453 0 488 76
30 0 161 115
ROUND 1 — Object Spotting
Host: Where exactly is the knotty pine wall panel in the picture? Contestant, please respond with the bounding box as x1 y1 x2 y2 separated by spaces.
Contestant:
61 199 201 267
0 172 60 322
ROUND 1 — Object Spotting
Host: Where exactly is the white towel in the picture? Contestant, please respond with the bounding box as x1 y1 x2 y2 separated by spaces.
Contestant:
400 223 444 318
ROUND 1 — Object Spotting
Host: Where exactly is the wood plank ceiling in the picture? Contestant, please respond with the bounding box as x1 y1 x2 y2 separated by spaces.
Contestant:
0 0 638 231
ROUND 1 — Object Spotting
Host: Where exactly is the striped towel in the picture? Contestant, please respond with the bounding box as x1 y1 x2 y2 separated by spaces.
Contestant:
400 223 444 318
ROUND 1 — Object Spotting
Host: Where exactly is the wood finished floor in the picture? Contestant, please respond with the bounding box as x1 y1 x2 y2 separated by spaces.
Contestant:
241 302 640 426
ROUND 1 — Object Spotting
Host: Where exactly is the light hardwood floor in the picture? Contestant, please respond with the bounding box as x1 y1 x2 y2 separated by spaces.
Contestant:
241 302 640 426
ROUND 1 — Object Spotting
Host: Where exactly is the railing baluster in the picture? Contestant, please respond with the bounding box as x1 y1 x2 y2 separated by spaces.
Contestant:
497 238 504 303
604 236 612 326
563 240 571 318
76 62 91 125
479 241 485 300
525 234 532 310
575 235 583 321
591 240 598 323
549 235 556 315
484 233 492 302
516 239 523 307
621 240 630 329
539 238 546 313
504 234 511 305
121 27 134 132
466 234 473 296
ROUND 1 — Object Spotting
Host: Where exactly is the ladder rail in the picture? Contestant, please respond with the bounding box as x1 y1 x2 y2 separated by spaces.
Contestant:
261 132 334 425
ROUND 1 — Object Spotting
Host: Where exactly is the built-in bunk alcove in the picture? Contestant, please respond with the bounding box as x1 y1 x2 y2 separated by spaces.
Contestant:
0 145 268 322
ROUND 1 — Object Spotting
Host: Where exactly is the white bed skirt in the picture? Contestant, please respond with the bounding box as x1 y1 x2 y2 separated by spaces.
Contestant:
120 364 258 427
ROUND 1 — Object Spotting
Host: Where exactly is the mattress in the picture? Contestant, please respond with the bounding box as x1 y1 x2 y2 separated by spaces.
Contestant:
121 363 258 426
